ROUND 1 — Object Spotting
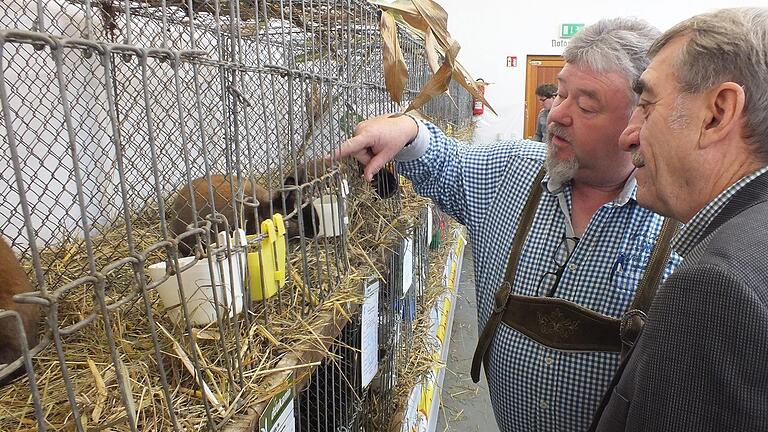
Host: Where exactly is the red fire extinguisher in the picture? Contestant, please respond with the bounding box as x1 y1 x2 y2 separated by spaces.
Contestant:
473 78 486 116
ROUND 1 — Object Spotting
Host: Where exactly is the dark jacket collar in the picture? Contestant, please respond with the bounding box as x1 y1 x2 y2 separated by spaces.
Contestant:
699 170 768 242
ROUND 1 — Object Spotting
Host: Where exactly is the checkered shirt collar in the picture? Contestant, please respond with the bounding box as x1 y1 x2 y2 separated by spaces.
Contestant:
541 170 638 207
673 165 768 257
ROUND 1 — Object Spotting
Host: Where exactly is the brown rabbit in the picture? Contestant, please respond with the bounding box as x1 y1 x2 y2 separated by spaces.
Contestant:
0 237 39 385
170 175 272 257
170 175 311 256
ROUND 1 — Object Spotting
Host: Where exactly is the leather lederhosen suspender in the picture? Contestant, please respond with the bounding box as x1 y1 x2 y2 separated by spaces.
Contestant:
470 167 679 383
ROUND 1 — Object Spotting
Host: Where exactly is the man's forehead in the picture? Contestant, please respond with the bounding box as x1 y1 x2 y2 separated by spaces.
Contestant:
636 57 668 97
639 36 687 95
557 65 622 100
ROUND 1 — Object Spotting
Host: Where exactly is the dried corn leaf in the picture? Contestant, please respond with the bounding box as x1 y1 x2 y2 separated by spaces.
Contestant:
369 0 418 15
424 28 439 73
404 41 459 113
370 0 493 113
380 10 408 104
191 328 220 341
87 359 108 397
411 0 454 49
400 11 429 32
428 28 459 109
424 28 456 109
369 0 428 31
87 359 107 423
157 324 226 417
427 39 496 115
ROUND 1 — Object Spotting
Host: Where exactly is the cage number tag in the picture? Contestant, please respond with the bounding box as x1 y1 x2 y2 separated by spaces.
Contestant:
361 279 380 388
402 237 414 295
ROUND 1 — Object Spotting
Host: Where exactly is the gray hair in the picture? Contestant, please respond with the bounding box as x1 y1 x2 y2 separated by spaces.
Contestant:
649 7 768 161
564 18 661 104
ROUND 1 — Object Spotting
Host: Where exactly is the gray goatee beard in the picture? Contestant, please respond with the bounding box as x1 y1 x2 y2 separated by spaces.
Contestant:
544 126 579 186
545 148 579 186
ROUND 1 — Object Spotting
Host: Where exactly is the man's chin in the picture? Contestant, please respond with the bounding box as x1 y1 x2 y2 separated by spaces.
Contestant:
545 160 578 186
635 191 670 217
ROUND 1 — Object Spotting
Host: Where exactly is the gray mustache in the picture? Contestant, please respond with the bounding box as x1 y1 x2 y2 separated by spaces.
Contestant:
547 122 572 143
632 151 645 167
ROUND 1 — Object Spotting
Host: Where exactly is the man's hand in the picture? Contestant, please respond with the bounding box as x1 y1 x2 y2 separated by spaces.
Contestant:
333 113 419 181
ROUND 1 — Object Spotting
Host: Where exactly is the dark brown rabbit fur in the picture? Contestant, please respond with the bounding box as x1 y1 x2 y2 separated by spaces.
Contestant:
170 174 318 257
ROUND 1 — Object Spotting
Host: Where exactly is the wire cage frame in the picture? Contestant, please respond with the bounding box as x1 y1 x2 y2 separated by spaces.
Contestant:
358 204 431 431
0 1 471 431
295 312 362 432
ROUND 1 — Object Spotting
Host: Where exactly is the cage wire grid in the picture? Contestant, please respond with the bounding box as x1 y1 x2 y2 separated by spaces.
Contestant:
0 1 471 431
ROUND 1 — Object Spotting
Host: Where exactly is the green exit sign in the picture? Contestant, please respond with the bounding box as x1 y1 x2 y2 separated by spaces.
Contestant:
560 23 585 39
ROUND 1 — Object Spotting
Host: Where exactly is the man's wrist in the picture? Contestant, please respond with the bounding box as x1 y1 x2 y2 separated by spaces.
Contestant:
395 115 429 162
402 112 419 147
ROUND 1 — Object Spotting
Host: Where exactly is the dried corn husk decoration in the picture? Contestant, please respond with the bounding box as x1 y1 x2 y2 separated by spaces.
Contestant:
369 0 496 114
378 0 429 31
424 28 440 74
380 10 409 104
405 41 458 112
411 0 454 48
424 27 458 109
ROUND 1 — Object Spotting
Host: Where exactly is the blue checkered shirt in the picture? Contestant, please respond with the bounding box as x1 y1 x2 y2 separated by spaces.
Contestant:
396 121 682 432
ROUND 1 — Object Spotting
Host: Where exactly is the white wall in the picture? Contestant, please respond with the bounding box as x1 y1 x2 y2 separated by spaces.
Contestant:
438 0 768 142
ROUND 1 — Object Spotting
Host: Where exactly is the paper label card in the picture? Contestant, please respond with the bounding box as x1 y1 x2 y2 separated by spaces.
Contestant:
361 279 380 388
402 236 414 295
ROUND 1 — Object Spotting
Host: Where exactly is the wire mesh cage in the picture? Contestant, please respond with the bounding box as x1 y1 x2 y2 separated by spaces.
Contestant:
0 1 471 431
295 312 362 432
358 204 431 431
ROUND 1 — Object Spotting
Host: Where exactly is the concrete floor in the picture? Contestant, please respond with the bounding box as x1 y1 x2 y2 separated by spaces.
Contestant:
436 246 500 432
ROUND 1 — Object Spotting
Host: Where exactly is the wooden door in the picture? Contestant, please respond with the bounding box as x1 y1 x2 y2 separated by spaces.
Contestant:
524 55 566 139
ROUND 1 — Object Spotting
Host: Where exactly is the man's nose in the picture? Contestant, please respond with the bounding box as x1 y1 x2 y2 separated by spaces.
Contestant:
547 98 571 127
619 109 642 152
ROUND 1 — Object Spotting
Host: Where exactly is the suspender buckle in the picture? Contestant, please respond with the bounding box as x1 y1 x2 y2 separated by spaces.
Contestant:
619 309 648 347
492 281 512 314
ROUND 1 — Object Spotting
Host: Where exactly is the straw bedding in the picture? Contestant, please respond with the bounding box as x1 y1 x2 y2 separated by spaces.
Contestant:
0 121 472 431
0 176 428 431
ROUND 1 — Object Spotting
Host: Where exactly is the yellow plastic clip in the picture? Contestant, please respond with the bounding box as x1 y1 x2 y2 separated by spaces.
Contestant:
246 219 277 301
272 213 287 287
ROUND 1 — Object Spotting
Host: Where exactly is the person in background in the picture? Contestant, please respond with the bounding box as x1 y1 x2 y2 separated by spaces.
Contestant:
592 7 768 431
533 83 557 141
335 17 680 432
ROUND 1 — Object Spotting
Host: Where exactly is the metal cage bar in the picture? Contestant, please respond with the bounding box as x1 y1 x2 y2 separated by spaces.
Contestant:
0 1 471 430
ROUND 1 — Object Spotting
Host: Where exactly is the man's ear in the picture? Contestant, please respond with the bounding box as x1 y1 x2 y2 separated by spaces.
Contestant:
699 82 746 149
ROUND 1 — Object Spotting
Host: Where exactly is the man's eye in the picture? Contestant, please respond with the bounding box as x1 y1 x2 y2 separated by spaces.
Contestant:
638 100 655 118
638 99 656 109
